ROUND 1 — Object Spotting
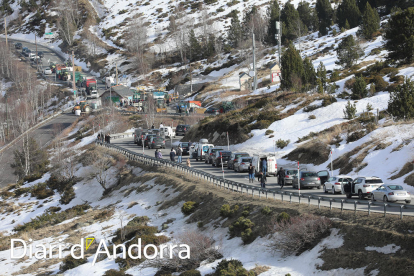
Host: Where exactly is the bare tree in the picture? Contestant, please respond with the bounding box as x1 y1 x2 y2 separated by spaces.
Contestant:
54 0 82 47
93 152 113 192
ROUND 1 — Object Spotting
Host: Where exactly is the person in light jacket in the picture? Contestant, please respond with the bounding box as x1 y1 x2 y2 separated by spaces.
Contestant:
170 148 176 162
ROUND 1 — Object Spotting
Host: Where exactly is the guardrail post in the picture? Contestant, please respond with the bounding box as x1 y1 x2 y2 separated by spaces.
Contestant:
259 189 261 198
281 193 284 202
298 195 301 204
383 204 387 217
241 185 243 194
400 205 404 220
318 197 321 209
289 193 292 203
354 201 358 214
329 199 332 210
308 196 311 207
368 202 371 216
273 192 276 200
341 200 344 213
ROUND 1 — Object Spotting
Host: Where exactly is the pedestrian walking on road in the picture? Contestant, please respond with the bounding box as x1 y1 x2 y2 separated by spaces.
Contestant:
248 163 255 183
259 172 266 193
261 158 267 174
101 133 104 143
97 133 101 141
177 145 183 163
186 158 191 167
155 149 159 159
170 148 176 162
107 134 111 144
277 167 286 189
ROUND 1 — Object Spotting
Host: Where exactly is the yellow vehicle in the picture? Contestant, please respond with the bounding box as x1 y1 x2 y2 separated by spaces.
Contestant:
72 101 92 113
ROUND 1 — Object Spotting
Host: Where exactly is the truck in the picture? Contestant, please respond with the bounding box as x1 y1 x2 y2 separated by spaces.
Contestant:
251 154 277 177
82 78 97 95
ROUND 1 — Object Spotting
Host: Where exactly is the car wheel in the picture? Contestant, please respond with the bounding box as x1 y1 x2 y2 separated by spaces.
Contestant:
384 195 389 202
331 187 335 194
371 195 375 202
212 163 215 167
406 200 411 204
324 185 328 193
317 185 321 189
358 190 364 200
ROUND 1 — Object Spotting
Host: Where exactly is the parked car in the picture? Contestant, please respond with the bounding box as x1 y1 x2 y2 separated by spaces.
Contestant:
178 142 190 155
149 129 164 138
21 47 29 55
212 150 232 167
205 147 224 164
144 134 156 148
292 171 322 189
23 49 31 57
344 176 384 199
323 175 353 194
371 184 411 203
227 152 250 170
15 42 22 49
137 131 148 146
149 136 166 149
176 124 190 136
44 67 52 75
29 53 39 60
190 142 199 158
204 107 219 115
234 157 252 172
37 51 44 58
284 169 298 185
251 154 277 176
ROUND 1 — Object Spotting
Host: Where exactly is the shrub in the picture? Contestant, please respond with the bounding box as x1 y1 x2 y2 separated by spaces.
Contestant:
261 206 272 216
276 139 290 149
60 188 75 204
308 115 316 120
182 201 198 215
351 77 368 99
220 204 239 218
390 75 404 84
229 217 255 243
0 190 14 199
241 210 250 217
372 75 388 92
269 215 331 256
179 270 201 276
347 130 366 143
265 129 274 135
118 9 128 14
213 259 253 276
343 101 357 119
249 120 272 130
103 269 133 276
344 77 356 90
14 187 31 197
30 183 54 199
197 221 204 228
322 96 337 107
277 212 290 222
303 104 320 112
60 255 87 272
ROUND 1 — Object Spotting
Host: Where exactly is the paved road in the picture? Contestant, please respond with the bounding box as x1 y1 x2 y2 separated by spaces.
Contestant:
111 135 414 216
0 38 79 188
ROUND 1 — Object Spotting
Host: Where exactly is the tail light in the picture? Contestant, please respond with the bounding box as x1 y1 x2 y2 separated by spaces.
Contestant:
241 163 245 165
163 141 165 143
408 192 411 195
317 178 320 180
210 153 213 155
388 192 394 195
286 175 289 178
152 141 155 143
334 182 341 185
234 159 237 161
363 184 370 187
300 178 305 181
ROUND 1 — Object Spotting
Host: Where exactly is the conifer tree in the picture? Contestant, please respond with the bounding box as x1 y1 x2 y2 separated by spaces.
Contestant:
316 61 327 89
336 35 363 69
359 2 380 39
302 58 317 88
297 2 318 32
227 13 243 48
188 30 201 61
266 0 281 45
281 43 304 89
337 0 361 29
351 76 368 99
388 78 414 120
281 2 301 43
316 0 333 35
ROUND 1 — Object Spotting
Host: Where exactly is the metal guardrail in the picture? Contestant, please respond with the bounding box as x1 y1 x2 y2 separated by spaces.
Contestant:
96 137 414 219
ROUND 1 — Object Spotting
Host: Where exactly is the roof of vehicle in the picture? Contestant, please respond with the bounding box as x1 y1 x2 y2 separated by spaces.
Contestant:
356 176 382 180
333 175 353 178
232 152 249 155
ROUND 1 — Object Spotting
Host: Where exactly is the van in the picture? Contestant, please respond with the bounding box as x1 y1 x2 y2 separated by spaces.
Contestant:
195 143 214 161
251 154 277 177
160 126 175 138
134 128 144 144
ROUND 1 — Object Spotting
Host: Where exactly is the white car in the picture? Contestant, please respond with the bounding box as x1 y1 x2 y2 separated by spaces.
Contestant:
44 67 52 75
344 176 384 199
371 184 411 203
323 175 353 194
234 157 253 172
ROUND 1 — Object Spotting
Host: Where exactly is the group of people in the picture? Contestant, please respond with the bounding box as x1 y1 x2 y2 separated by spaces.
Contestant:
169 145 191 167
97 133 111 144
120 99 132 107
247 162 286 193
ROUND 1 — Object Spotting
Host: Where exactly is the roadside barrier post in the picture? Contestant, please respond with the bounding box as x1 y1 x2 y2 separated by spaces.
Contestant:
354 201 358 214
400 205 404 220
289 193 292 203
329 199 332 210
308 196 311 207
298 195 301 205
281 193 284 202
341 200 344 212
368 202 371 216
383 204 387 217
318 197 321 209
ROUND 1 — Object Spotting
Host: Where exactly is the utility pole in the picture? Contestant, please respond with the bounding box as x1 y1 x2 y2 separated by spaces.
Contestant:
35 34 39 71
252 33 257 91
72 51 76 99
276 21 282 67
115 63 119 85
4 18 8 47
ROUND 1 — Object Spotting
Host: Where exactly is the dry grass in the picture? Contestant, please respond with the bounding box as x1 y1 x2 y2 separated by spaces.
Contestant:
249 264 271 275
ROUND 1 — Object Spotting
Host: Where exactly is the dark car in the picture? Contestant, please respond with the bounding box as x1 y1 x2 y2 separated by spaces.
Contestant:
212 150 232 167
15 43 22 49
292 171 322 189
144 134 156 148
24 49 32 57
204 107 219 115
179 142 190 155
175 124 190 136
21 47 29 55
37 51 44 58
150 136 165 149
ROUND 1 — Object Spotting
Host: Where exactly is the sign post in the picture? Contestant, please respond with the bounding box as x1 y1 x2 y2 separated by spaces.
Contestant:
330 148 334 176
142 135 144 154
221 152 224 179
298 161 300 197
227 132 229 150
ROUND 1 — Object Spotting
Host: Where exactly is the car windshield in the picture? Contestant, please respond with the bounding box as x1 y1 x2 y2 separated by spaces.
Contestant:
181 143 189 147
302 172 317 177
286 170 298 175
235 154 249 158
387 185 403 190
176 125 185 130
366 179 383 184
202 145 209 152
220 152 231 156
344 178 353 182
154 138 163 142
241 158 252 162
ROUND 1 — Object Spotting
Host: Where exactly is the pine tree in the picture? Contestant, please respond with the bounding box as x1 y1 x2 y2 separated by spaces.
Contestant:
343 101 357 119
302 58 317 88
337 0 361 29
336 35 363 69
316 61 327 89
344 19 351 30
227 13 243 48
281 43 304 89
351 76 368 99
317 78 324 94
388 78 414 120
359 2 380 39
188 29 201 61
297 2 318 32
385 7 414 64
316 0 333 35
266 0 280 45
281 2 302 43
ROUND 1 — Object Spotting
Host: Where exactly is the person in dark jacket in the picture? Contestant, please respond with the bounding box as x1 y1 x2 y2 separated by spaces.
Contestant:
277 167 286 189
248 163 255 183
259 171 266 193
155 149 159 159
97 133 101 141
169 148 176 162
261 158 267 173
107 134 111 144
